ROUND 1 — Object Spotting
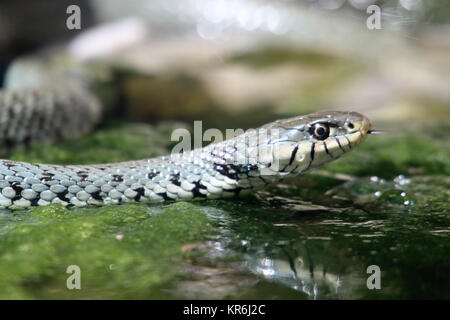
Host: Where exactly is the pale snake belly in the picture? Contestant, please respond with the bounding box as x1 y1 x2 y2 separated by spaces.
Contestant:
0 59 372 209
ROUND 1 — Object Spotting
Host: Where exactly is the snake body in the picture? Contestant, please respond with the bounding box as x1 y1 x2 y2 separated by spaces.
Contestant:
0 58 102 148
0 58 371 209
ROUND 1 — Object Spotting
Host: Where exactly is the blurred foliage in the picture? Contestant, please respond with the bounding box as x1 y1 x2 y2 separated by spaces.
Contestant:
228 47 342 69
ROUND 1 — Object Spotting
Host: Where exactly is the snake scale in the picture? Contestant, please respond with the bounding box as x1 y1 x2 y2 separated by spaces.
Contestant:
0 57 372 209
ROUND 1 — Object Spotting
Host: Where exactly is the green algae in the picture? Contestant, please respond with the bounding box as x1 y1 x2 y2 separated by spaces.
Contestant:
0 202 213 299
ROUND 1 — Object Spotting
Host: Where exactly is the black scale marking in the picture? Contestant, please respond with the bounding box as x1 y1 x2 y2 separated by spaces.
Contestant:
147 171 160 179
192 180 207 198
170 173 181 186
10 182 23 201
112 174 123 182
133 187 145 202
90 190 103 201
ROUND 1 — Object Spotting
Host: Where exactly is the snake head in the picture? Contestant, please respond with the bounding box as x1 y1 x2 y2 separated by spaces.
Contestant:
258 111 371 176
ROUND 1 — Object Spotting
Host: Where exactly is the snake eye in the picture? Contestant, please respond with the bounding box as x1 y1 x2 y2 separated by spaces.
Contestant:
310 123 330 140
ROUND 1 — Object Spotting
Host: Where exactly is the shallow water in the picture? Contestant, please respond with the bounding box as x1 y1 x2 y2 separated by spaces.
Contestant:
0 121 448 299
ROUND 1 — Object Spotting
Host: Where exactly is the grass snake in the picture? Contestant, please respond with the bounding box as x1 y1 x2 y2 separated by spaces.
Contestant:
0 58 372 209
